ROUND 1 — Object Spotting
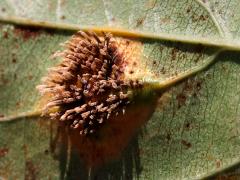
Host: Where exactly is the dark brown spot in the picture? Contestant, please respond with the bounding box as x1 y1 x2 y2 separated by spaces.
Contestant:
136 17 145 27
12 58 17 63
199 15 208 21
166 133 171 142
161 67 166 74
184 122 191 130
195 81 202 91
61 15 66 20
181 140 192 149
191 14 198 22
0 114 4 118
44 149 49 155
171 48 178 61
28 75 33 80
1 7 6 12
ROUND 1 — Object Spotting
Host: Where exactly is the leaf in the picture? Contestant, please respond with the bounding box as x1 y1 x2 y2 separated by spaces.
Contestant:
0 0 239 179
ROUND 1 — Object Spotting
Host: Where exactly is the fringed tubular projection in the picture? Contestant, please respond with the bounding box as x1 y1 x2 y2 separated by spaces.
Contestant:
37 31 142 135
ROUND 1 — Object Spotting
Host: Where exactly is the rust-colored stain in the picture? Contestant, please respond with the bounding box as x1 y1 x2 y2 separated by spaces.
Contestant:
0 162 11 179
0 148 9 158
176 93 187 109
16 101 21 109
175 78 203 109
0 76 9 85
28 75 33 80
145 0 157 9
160 17 171 24
216 174 240 180
216 159 221 168
3 31 8 39
14 44 20 49
110 17 116 22
25 160 38 180
13 27 42 41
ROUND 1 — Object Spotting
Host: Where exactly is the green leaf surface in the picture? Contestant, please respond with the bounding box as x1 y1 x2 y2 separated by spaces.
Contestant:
0 0 239 179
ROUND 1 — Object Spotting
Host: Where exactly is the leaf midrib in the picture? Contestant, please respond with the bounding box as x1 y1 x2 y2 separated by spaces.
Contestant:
0 15 240 51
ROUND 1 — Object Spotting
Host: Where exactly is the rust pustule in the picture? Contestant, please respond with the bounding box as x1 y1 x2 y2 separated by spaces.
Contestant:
37 31 143 135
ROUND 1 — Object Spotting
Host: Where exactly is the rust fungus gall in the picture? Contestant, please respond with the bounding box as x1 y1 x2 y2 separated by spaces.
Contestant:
37 31 143 135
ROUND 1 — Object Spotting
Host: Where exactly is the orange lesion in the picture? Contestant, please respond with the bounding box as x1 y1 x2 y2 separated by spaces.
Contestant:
116 38 157 83
51 94 158 168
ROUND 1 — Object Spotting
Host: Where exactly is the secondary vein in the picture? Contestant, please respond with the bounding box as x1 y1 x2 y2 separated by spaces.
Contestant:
0 110 42 122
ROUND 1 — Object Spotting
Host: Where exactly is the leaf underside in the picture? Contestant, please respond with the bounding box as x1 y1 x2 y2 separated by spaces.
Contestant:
0 0 240 179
